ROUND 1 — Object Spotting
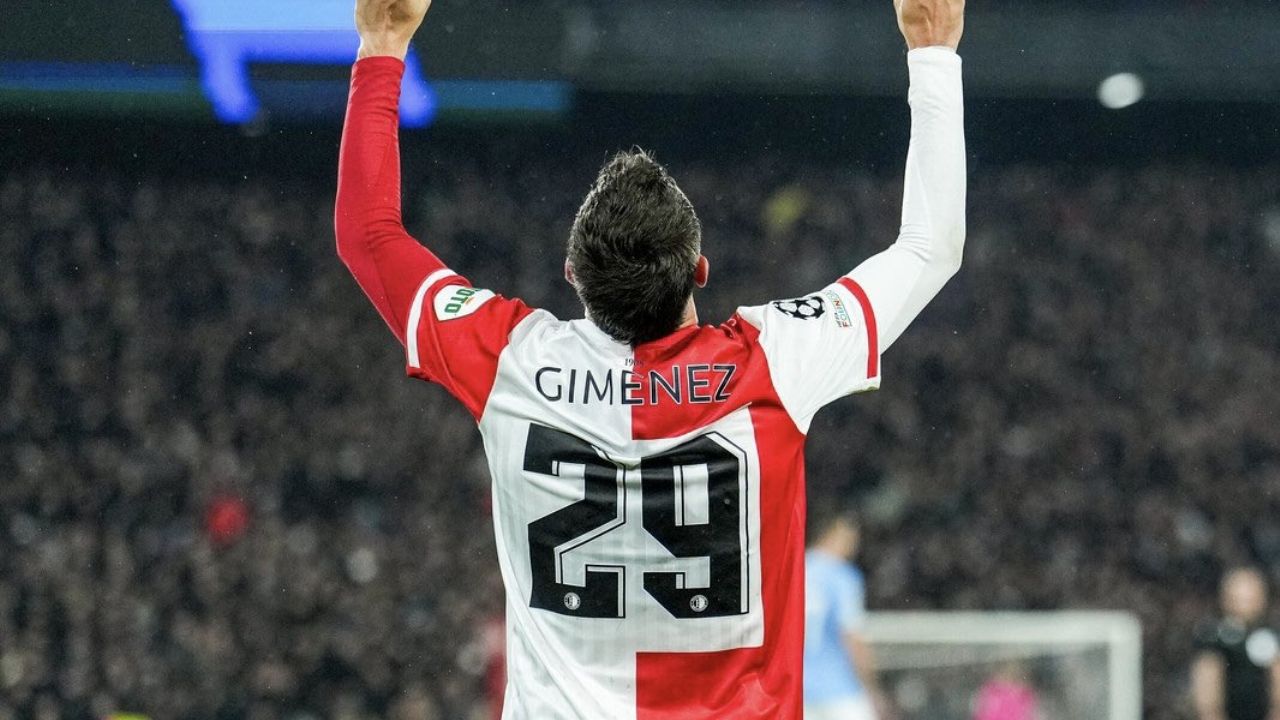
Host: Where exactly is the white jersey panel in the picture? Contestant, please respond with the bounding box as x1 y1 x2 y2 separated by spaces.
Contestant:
737 282 880 434
478 315 765 720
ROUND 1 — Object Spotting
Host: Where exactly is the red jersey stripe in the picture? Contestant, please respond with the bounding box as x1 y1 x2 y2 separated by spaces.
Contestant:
836 277 879 379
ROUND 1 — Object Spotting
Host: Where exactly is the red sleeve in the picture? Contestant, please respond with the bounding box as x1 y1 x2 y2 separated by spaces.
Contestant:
406 282 535 419
334 57 534 420
335 56 446 344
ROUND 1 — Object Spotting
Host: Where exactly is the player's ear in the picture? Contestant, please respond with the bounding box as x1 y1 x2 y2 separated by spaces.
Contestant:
564 259 577 287
693 255 709 288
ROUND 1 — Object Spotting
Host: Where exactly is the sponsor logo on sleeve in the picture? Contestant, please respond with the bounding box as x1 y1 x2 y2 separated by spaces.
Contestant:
771 295 826 320
822 290 854 328
434 285 495 321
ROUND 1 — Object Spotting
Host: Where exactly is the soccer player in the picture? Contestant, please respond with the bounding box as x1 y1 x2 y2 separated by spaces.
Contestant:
335 0 966 716
804 512 885 720
1192 568 1280 720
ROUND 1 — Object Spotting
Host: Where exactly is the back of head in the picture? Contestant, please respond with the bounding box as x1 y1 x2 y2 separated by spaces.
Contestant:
808 504 861 560
568 150 702 345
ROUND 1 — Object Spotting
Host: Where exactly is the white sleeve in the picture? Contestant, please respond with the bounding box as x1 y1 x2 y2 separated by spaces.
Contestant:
737 280 880 433
849 47 967 351
737 48 965 432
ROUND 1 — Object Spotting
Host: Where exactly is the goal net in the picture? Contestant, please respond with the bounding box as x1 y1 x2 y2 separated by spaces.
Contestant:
864 611 1142 720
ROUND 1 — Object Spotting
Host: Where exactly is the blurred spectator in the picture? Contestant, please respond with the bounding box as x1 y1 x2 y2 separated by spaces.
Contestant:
973 663 1041 720
805 510 885 720
1191 568 1280 720
1 150 1278 718
205 496 250 546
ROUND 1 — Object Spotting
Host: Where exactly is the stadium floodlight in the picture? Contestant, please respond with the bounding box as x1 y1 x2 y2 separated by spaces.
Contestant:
1098 73 1145 110
865 611 1142 720
170 0 436 126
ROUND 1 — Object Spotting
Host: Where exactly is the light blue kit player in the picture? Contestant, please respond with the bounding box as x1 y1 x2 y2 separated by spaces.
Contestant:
805 512 884 720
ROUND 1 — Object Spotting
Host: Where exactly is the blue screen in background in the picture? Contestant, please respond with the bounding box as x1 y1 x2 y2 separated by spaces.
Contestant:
170 0 436 126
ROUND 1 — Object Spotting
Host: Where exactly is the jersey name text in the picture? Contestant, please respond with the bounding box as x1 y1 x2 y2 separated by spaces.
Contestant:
534 364 738 406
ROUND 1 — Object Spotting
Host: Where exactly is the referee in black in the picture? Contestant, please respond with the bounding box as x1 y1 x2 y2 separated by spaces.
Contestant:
1192 567 1280 720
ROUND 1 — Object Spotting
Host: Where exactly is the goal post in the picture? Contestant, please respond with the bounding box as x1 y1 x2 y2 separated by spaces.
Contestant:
864 611 1142 720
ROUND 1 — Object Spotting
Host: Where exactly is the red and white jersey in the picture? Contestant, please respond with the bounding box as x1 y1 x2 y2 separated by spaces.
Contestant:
404 271 879 720
336 47 963 720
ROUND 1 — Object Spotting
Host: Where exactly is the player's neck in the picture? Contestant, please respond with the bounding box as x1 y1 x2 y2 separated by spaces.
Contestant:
678 299 699 329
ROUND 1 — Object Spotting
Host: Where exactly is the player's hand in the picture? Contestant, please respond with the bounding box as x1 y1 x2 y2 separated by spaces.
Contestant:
894 0 964 51
356 0 432 60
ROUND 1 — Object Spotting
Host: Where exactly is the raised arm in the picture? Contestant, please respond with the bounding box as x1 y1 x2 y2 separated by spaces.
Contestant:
336 0 536 415
729 1 966 429
846 0 966 351
335 0 445 344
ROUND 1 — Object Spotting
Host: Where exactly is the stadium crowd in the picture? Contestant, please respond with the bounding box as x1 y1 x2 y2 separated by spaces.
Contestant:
2 148 1278 718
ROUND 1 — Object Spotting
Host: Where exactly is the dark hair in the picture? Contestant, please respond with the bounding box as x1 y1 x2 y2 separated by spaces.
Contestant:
568 149 702 345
